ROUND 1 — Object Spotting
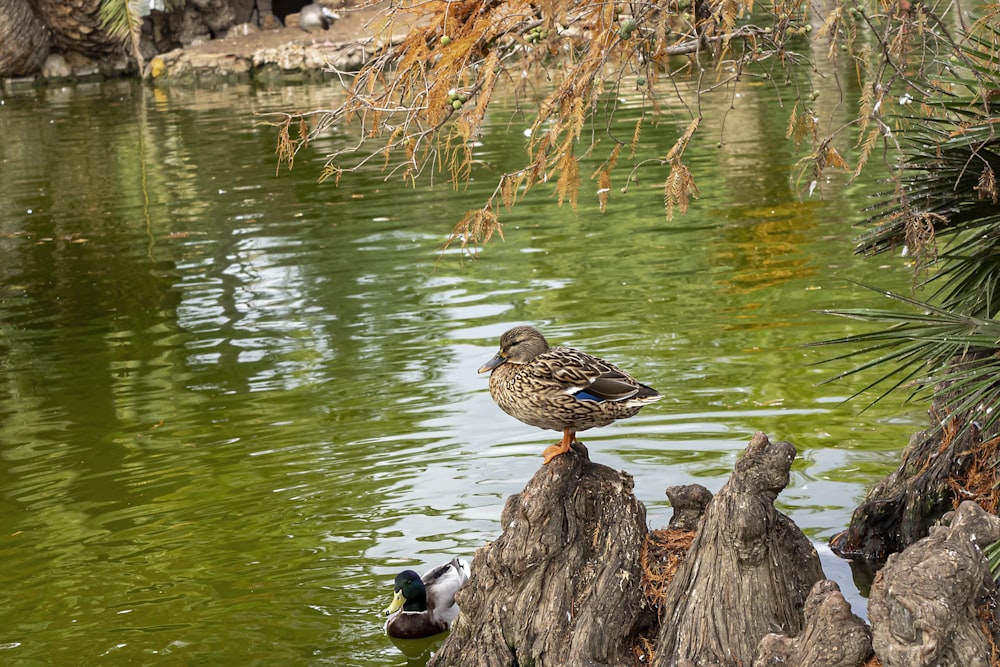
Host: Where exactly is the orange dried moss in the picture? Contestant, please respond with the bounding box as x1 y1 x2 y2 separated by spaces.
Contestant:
640 528 695 610
946 431 1000 515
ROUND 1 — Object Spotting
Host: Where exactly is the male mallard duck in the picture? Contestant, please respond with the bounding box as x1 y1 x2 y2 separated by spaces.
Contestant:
383 557 470 639
478 326 661 464
298 3 340 33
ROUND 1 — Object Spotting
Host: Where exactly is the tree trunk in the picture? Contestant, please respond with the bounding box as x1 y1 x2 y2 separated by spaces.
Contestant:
187 0 237 37
33 0 125 57
654 432 824 667
255 0 280 27
428 442 655 667
868 501 1000 667
0 0 50 76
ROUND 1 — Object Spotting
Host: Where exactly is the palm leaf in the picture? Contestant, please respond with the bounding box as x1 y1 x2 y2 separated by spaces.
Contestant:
813 284 1000 432
821 11 1000 435
99 0 147 72
987 540 1000 585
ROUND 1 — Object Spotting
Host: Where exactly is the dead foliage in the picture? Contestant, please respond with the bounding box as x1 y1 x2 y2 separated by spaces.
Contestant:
630 632 657 665
946 431 1000 515
259 0 977 256
640 527 695 612
632 528 696 667
263 0 912 250
976 598 1000 667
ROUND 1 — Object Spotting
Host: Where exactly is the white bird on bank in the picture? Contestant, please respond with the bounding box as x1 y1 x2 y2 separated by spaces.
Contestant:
298 4 340 33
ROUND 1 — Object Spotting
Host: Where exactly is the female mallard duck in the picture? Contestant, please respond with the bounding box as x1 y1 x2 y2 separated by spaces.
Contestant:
383 557 470 639
478 326 661 464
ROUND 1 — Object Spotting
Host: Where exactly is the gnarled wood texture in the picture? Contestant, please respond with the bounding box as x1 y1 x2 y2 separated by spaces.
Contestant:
664 484 712 531
427 442 654 667
421 431 999 666
831 369 1000 568
0 0 50 77
830 424 973 566
756 579 873 666
33 0 124 56
868 501 1000 667
654 432 824 667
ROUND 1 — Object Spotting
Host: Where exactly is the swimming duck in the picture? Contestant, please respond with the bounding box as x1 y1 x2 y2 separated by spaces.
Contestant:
298 3 340 33
478 326 661 464
383 557 470 639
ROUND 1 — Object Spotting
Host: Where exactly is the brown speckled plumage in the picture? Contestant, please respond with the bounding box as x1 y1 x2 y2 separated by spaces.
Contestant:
478 326 660 463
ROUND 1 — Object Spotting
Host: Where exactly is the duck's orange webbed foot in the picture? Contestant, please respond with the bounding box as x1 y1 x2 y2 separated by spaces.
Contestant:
542 430 575 464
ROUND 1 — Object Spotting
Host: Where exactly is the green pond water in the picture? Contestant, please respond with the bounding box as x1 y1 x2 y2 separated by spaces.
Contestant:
0 71 921 665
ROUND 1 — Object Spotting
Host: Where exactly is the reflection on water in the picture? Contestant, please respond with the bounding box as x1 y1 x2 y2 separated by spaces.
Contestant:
0 76 918 665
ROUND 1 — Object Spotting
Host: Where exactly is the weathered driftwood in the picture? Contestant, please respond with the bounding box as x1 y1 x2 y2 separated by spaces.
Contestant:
868 501 1000 667
755 579 873 667
654 432 824 667
427 441 655 667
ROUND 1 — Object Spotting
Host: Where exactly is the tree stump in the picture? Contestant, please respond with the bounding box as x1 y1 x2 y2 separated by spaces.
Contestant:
867 501 1000 667
654 432 824 667
665 484 713 531
829 424 970 566
831 382 1000 567
428 442 654 667
411 430 1000 667
755 579 873 667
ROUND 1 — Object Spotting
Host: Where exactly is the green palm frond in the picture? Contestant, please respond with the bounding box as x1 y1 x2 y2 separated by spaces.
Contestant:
860 136 1000 261
820 12 1000 433
814 285 1000 433
856 16 1000 286
987 540 1000 585
99 0 147 72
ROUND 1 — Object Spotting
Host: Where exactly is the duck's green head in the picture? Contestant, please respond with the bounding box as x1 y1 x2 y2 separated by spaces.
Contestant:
383 570 427 615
